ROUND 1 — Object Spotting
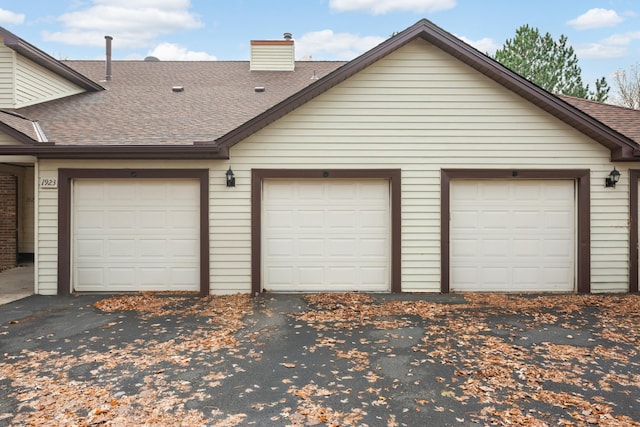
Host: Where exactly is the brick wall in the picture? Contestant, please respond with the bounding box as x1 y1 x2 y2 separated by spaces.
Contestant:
0 174 17 267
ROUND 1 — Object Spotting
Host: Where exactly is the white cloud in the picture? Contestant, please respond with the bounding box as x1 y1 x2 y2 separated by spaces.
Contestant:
575 31 640 59
457 36 499 56
602 31 640 46
43 0 202 49
296 30 385 60
567 8 623 30
329 0 455 15
147 42 216 60
575 43 627 59
0 8 25 24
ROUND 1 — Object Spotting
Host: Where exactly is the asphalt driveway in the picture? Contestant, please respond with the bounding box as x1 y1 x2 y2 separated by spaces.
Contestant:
0 292 639 426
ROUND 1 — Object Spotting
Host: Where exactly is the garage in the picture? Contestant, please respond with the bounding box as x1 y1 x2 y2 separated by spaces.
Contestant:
449 180 575 292
261 179 391 292
72 179 201 292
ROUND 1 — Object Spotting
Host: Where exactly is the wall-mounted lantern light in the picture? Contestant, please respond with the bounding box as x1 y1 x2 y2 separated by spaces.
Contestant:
605 167 620 188
226 166 235 187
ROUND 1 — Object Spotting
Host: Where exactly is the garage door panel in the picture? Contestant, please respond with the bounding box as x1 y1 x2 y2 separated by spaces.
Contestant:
451 180 575 292
138 240 166 258
483 267 509 286
169 210 200 229
327 238 356 257
73 179 200 292
545 211 573 229
267 238 294 257
327 267 356 285
107 211 136 230
512 211 540 228
76 239 104 257
360 210 388 230
327 183 356 199
265 210 294 229
451 238 477 257
265 266 293 286
138 183 167 201
513 239 540 257
76 268 103 287
263 179 390 292
361 238 388 258
327 211 356 229
298 210 325 229
299 267 324 285
543 267 573 285
107 239 134 257
168 181 200 200
480 211 510 229
172 268 200 287
483 239 509 256
75 182 104 201
110 268 136 286
543 239 573 257
170 240 199 258
76 210 105 229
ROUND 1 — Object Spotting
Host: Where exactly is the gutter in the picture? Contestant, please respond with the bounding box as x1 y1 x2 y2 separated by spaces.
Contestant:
0 144 228 160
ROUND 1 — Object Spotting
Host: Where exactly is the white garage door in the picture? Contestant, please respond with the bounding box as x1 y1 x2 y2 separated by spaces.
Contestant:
73 179 200 292
450 180 575 292
262 179 390 292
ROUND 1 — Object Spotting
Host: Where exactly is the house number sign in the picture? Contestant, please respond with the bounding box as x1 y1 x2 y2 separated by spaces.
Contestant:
39 175 58 189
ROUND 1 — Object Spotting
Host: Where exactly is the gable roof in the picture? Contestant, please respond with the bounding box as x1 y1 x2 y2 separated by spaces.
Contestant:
0 27 104 92
0 19 639 161
215 19 640 161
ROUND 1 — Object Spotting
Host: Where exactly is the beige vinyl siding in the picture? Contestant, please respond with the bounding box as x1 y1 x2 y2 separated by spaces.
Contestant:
228 38 626 293
0 38 15 108
0 133 20 145
250 43 295 71
15 55 84 108
34 38 632 295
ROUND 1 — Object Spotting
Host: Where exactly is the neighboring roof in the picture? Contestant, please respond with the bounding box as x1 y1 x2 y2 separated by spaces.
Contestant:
560 95 640 144
0 27 103 92
0 110 47 144
215 19 640 161
15 60 344 149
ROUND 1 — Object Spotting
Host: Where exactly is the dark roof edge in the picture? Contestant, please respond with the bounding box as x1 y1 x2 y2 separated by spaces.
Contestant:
0 144 227 159
215 18 639 158
0 27 103 92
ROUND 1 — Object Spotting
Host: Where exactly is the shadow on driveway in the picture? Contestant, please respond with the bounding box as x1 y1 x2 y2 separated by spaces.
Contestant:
0 292 639 426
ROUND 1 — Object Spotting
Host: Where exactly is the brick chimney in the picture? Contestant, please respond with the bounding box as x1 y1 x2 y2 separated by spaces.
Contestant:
250 33 295 71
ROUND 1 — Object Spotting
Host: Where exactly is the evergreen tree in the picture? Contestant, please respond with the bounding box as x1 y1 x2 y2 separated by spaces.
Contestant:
494 25 609 102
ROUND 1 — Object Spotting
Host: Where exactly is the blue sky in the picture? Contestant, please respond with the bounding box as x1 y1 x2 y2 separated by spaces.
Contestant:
1 0 639 94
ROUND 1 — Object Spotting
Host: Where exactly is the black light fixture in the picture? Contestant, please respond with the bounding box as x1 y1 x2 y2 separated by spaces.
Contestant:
226 166 235 187
605 167 621 188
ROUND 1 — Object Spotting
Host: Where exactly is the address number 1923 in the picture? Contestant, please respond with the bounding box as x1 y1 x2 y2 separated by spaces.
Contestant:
40 178 58 188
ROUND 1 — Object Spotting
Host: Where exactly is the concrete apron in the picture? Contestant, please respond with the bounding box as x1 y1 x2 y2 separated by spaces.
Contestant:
0 264 34 305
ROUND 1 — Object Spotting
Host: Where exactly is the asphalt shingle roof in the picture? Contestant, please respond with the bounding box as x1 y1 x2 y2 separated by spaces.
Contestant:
15 60 345 146
560 95 640 145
